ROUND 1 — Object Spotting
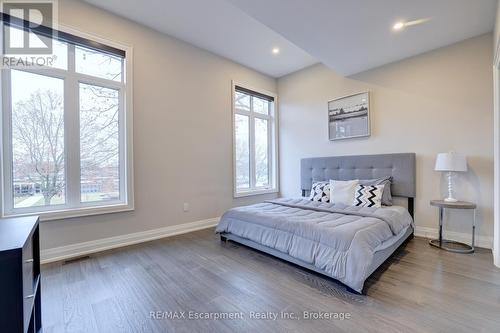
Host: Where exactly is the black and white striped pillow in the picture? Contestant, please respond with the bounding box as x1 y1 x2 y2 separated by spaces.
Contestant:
309 182 330 202
353 184 384 208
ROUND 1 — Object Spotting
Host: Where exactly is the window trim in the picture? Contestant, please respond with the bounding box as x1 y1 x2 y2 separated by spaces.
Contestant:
0 24 134 221
232 81 279 198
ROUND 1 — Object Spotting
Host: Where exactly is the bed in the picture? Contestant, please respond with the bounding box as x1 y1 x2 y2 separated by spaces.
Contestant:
216 153 416 294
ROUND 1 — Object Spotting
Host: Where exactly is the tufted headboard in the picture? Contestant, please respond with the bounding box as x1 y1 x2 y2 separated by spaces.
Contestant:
301 153 416 215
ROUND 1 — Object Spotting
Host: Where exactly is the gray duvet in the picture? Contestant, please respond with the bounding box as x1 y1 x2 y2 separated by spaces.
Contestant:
216 198 413 292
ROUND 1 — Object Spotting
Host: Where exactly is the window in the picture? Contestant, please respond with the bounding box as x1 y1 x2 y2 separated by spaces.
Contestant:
233 83 278 197
1 25 133 220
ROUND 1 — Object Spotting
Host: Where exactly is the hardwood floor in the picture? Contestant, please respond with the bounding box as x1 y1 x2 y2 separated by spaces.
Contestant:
41 228 500 333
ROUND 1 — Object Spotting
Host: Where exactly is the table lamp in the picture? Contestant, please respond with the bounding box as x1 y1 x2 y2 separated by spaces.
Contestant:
434 152 467 202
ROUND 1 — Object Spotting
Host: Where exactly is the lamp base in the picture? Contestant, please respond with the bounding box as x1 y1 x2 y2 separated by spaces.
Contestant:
444 197 458 203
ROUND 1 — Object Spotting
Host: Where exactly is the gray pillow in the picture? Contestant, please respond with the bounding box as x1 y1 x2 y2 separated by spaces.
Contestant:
359 176 393 206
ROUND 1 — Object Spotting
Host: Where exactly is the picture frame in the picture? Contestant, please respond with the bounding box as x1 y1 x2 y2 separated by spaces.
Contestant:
328 91 370 141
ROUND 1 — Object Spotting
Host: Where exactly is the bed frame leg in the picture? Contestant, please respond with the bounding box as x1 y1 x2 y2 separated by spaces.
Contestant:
220 235 227 242
408 197 414 219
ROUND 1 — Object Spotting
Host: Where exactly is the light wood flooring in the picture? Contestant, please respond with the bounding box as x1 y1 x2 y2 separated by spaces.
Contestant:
41 228 500 333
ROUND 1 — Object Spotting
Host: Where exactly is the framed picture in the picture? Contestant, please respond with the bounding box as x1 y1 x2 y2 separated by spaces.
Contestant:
328 91 370 141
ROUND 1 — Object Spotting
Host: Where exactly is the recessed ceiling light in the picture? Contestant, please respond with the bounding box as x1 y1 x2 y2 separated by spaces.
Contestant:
272 47 280 55
393 18 431 31
393 21 405 30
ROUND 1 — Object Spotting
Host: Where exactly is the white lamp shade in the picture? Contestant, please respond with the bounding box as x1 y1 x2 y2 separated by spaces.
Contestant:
435 152 467 172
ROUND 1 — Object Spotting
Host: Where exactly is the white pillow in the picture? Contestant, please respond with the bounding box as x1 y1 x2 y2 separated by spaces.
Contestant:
329 179 359 205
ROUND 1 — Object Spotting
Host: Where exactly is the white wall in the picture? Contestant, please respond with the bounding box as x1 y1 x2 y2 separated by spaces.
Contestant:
494 61 499 265
37 0 278 251
495 0 500 54
278 34 494 247
493 0 500 266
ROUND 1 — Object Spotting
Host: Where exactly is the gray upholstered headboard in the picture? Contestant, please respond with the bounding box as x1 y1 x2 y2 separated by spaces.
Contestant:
301 153 416 215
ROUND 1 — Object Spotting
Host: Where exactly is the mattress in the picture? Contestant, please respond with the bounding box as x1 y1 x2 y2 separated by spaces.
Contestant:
216 198 414 292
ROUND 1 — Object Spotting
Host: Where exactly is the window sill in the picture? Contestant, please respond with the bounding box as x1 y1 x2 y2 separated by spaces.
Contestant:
2 203 134 222
234 188 279 198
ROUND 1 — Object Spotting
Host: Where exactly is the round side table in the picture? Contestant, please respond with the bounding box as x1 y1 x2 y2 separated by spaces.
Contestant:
429 200 476 253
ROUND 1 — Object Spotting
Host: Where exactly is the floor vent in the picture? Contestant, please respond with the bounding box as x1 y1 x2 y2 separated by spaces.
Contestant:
62 255 91 265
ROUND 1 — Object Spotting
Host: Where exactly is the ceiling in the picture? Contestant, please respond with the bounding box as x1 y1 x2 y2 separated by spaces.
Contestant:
85 0 497 77
83 0 317 78
229 0 497 75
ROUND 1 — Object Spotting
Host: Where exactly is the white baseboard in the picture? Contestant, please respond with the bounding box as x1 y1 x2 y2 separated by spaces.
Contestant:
41 217 220 264
414 226 493 249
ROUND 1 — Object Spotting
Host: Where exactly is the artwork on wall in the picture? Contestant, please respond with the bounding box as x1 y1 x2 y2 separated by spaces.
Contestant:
328 91 370 140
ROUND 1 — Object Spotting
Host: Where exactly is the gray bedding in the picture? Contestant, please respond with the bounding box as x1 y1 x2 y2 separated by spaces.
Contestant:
216 198 413 292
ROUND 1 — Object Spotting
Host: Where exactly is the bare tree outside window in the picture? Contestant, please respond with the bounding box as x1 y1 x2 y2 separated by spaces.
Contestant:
76 45 122 81
11 70 65 208
234 114 250 188
80 83 120 202
255 117 269 187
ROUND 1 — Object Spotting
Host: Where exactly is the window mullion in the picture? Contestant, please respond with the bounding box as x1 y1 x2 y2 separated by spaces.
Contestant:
249 97 256 190
253 113 271 121
270 101 276 188
234 109 251 117
1 70 14 214
65 44 81 207
267 115 273 189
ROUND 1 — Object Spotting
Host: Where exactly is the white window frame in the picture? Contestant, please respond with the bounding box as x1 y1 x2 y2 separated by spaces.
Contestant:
0 24 134 221
232 81 279 197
